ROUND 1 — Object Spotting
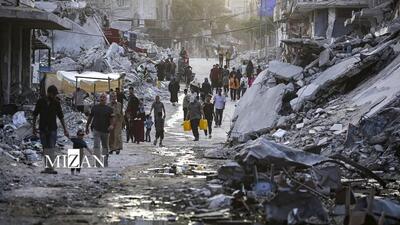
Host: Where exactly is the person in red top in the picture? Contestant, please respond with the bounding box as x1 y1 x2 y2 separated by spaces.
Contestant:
209 64 220 93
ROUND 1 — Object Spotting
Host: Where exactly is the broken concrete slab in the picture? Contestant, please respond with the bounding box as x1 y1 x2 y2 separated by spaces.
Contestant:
319 48 331 67
330 124 343 131
272 129 287 138
351 53 400 118
291 55 361 111
268 60 303 81
230 70 287 142
208 194 232 210
235 137 329 169
217 162 245 184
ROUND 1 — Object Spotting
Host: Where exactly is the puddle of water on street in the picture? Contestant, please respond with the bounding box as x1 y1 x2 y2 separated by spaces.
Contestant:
104 194 191 225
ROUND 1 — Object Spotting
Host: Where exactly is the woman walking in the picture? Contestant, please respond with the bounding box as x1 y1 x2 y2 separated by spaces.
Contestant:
203 95 215 138
168 78 180 106
133 99 145 144
108 93 123 154
229 74 236 101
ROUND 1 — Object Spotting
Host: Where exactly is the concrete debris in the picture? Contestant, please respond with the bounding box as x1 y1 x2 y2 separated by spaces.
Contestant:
272 129 287 138
265 191 328 224
235 137 329 169
268 60 303 81
207 194 232 210
230 70 287 142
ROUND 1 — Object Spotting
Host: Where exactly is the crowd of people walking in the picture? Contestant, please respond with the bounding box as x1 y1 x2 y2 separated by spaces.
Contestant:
33 52 261 174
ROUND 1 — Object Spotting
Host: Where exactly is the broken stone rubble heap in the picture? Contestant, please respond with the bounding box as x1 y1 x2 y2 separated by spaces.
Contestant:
200 138 400 224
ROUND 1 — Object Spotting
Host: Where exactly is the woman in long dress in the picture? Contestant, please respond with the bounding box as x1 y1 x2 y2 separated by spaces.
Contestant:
133 99 145 144
108 93 123 154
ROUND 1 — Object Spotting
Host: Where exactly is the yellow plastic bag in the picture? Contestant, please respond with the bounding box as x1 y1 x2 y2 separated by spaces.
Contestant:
199 119 208 130
183 120 191 131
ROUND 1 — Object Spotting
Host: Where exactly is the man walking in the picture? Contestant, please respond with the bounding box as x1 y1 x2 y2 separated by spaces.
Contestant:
86 93 115 167
183 89 190 120
213 89 226 128
33 85 69 174
188 96 204 141
150 95 166 120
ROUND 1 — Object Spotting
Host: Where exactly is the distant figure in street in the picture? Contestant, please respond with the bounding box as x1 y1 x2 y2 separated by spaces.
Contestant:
150 95 166 120
246 60 254 77
73 87 88 113
33 85 69 174
201 78 212 102
187 97 204 141
249 74 256 88
154 112 165 147
203 95 215 138
115 87 127 108
217 45 224 67
156 60 165 81
108 93 123 154
183 89 190 120
126 87 140 143
256 65 262 75
184 65 193 88
210 64 220 93
235 69 242 100
168 78 180 106
144 114 154 142
240 75 249 97
86 93 114 167
133 99 145 144
222 66 230 97
240 61 247 76
205 48 209 61
225 49 231 68
229 74 238 101
213 89 226 128
170 59 177 80
217 65 224 91
70 129 89 175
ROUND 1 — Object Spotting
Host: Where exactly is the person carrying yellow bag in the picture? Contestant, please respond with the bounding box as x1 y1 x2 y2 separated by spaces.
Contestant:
187 96 204 141
202 95 215 138
183 120 191 131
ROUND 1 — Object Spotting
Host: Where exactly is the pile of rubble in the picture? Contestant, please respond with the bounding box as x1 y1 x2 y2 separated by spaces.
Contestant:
196 5 400 225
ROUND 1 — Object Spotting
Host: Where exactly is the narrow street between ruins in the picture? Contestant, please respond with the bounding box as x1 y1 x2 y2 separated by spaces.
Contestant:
0 58 235 225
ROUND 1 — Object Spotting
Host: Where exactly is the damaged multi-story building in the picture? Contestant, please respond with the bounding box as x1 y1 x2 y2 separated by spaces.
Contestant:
88 0 172 47
0 0 70 106
273 0 399 43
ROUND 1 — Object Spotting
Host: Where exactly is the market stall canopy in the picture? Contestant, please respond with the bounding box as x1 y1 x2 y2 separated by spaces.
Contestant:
45 71 123 94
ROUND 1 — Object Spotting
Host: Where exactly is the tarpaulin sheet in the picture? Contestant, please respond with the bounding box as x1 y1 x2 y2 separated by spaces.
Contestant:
45 71 122 94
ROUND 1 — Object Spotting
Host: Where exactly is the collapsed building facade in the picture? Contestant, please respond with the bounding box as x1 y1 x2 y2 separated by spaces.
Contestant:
273 0 372 42
0 0 71 106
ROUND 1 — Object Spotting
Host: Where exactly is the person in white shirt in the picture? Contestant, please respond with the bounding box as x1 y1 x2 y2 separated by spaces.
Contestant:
240 76 249 97
213 89 226 128
240 61 247 76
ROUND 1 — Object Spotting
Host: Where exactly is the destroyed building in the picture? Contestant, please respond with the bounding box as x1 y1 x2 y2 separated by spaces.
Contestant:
273 0 371 42
0 0 71 106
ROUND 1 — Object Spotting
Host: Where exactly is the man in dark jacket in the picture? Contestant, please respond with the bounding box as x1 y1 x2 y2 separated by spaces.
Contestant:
209 64 220 93
201 78 212 101
33 85 69 174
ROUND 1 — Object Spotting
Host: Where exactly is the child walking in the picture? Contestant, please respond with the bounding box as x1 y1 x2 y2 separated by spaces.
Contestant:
144 114 154 142
70 129 90 175
153 112 165 147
